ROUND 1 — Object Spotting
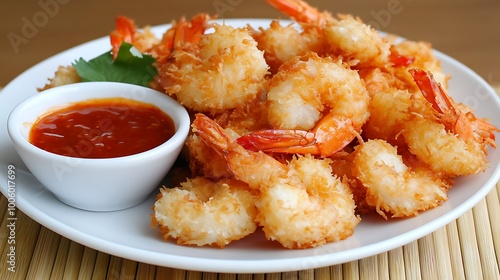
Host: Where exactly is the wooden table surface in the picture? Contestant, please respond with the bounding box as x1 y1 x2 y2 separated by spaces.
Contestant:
1 0 500 279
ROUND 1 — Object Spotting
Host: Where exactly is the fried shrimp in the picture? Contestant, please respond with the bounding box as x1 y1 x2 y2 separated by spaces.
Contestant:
192 113 359 249
266 52 369 130
157 23 269 114
249 20 324 74
403 69 499 177
236 52 369 157
266 0 393 68
39 0 500 250
152 177 258 248
257 154 359 248
323 14 391 68
328 152 375 215
38 65 82 91
353 139 450 219
363 88 412 148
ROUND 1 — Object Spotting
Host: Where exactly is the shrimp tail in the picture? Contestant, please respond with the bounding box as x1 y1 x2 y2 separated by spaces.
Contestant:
171 14 213 51
468 112 499 149
191 113 233 154
153 14 213 65
237 112 357 157
192 113 287 190
409 68 475 140
410 68 499 150
110 16 137 59
182 13 213 45
236 129 314 151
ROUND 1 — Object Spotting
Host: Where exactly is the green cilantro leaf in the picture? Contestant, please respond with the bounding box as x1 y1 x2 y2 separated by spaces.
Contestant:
73 42 157 87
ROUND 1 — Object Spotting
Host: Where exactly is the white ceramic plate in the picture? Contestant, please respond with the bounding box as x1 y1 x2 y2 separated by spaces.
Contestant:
1 19 499 273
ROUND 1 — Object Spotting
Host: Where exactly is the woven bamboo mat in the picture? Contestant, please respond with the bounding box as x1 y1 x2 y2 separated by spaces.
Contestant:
0 182 498 280
1 87 499 280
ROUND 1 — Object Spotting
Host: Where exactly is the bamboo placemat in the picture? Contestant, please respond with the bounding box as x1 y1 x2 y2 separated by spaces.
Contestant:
0 182 498 279
1 88 499 280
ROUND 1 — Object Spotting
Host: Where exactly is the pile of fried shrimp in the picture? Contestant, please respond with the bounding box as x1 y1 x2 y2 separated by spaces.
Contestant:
42 0 499 249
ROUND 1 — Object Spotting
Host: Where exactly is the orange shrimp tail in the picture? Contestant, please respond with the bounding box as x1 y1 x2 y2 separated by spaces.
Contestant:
389 46 415 67
409 68 451 114
172 14 213 50
409 68 474 140
468 113 500 149
183 13 213 46
237 129 314 151
110 16 137 60
266 0 328 25
153 14 213 65
192 113 232 154
237 113 357 157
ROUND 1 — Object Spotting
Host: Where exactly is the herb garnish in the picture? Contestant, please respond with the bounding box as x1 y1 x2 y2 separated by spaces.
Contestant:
73 43 157 87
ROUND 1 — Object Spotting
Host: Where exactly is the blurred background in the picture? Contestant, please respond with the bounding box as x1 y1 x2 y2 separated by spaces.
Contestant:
1 0 499 87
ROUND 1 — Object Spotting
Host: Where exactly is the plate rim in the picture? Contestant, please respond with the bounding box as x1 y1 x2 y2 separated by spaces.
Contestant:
1 18 499 273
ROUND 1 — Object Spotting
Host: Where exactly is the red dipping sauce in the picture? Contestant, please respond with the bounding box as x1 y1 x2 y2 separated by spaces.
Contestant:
29 98 176 158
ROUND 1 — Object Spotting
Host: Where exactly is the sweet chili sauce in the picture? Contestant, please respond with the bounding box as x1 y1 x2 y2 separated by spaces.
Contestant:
29 98 176 158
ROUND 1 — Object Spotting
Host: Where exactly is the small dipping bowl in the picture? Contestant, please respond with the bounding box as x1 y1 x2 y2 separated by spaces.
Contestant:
7 82 190 211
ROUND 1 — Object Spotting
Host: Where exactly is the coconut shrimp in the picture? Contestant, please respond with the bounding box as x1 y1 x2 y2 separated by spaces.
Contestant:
353 139 451 219
186 122 247 179
38 65 82 91
156 23 269 115
403 69 499 176
362 88 413 148
266 0 398 69
192 113 359 249
328 151 376 215
152 176 258 248
357 67 404 97
212 99 270 136
249 19 325 74
237 52 369 157
187 100 271 179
